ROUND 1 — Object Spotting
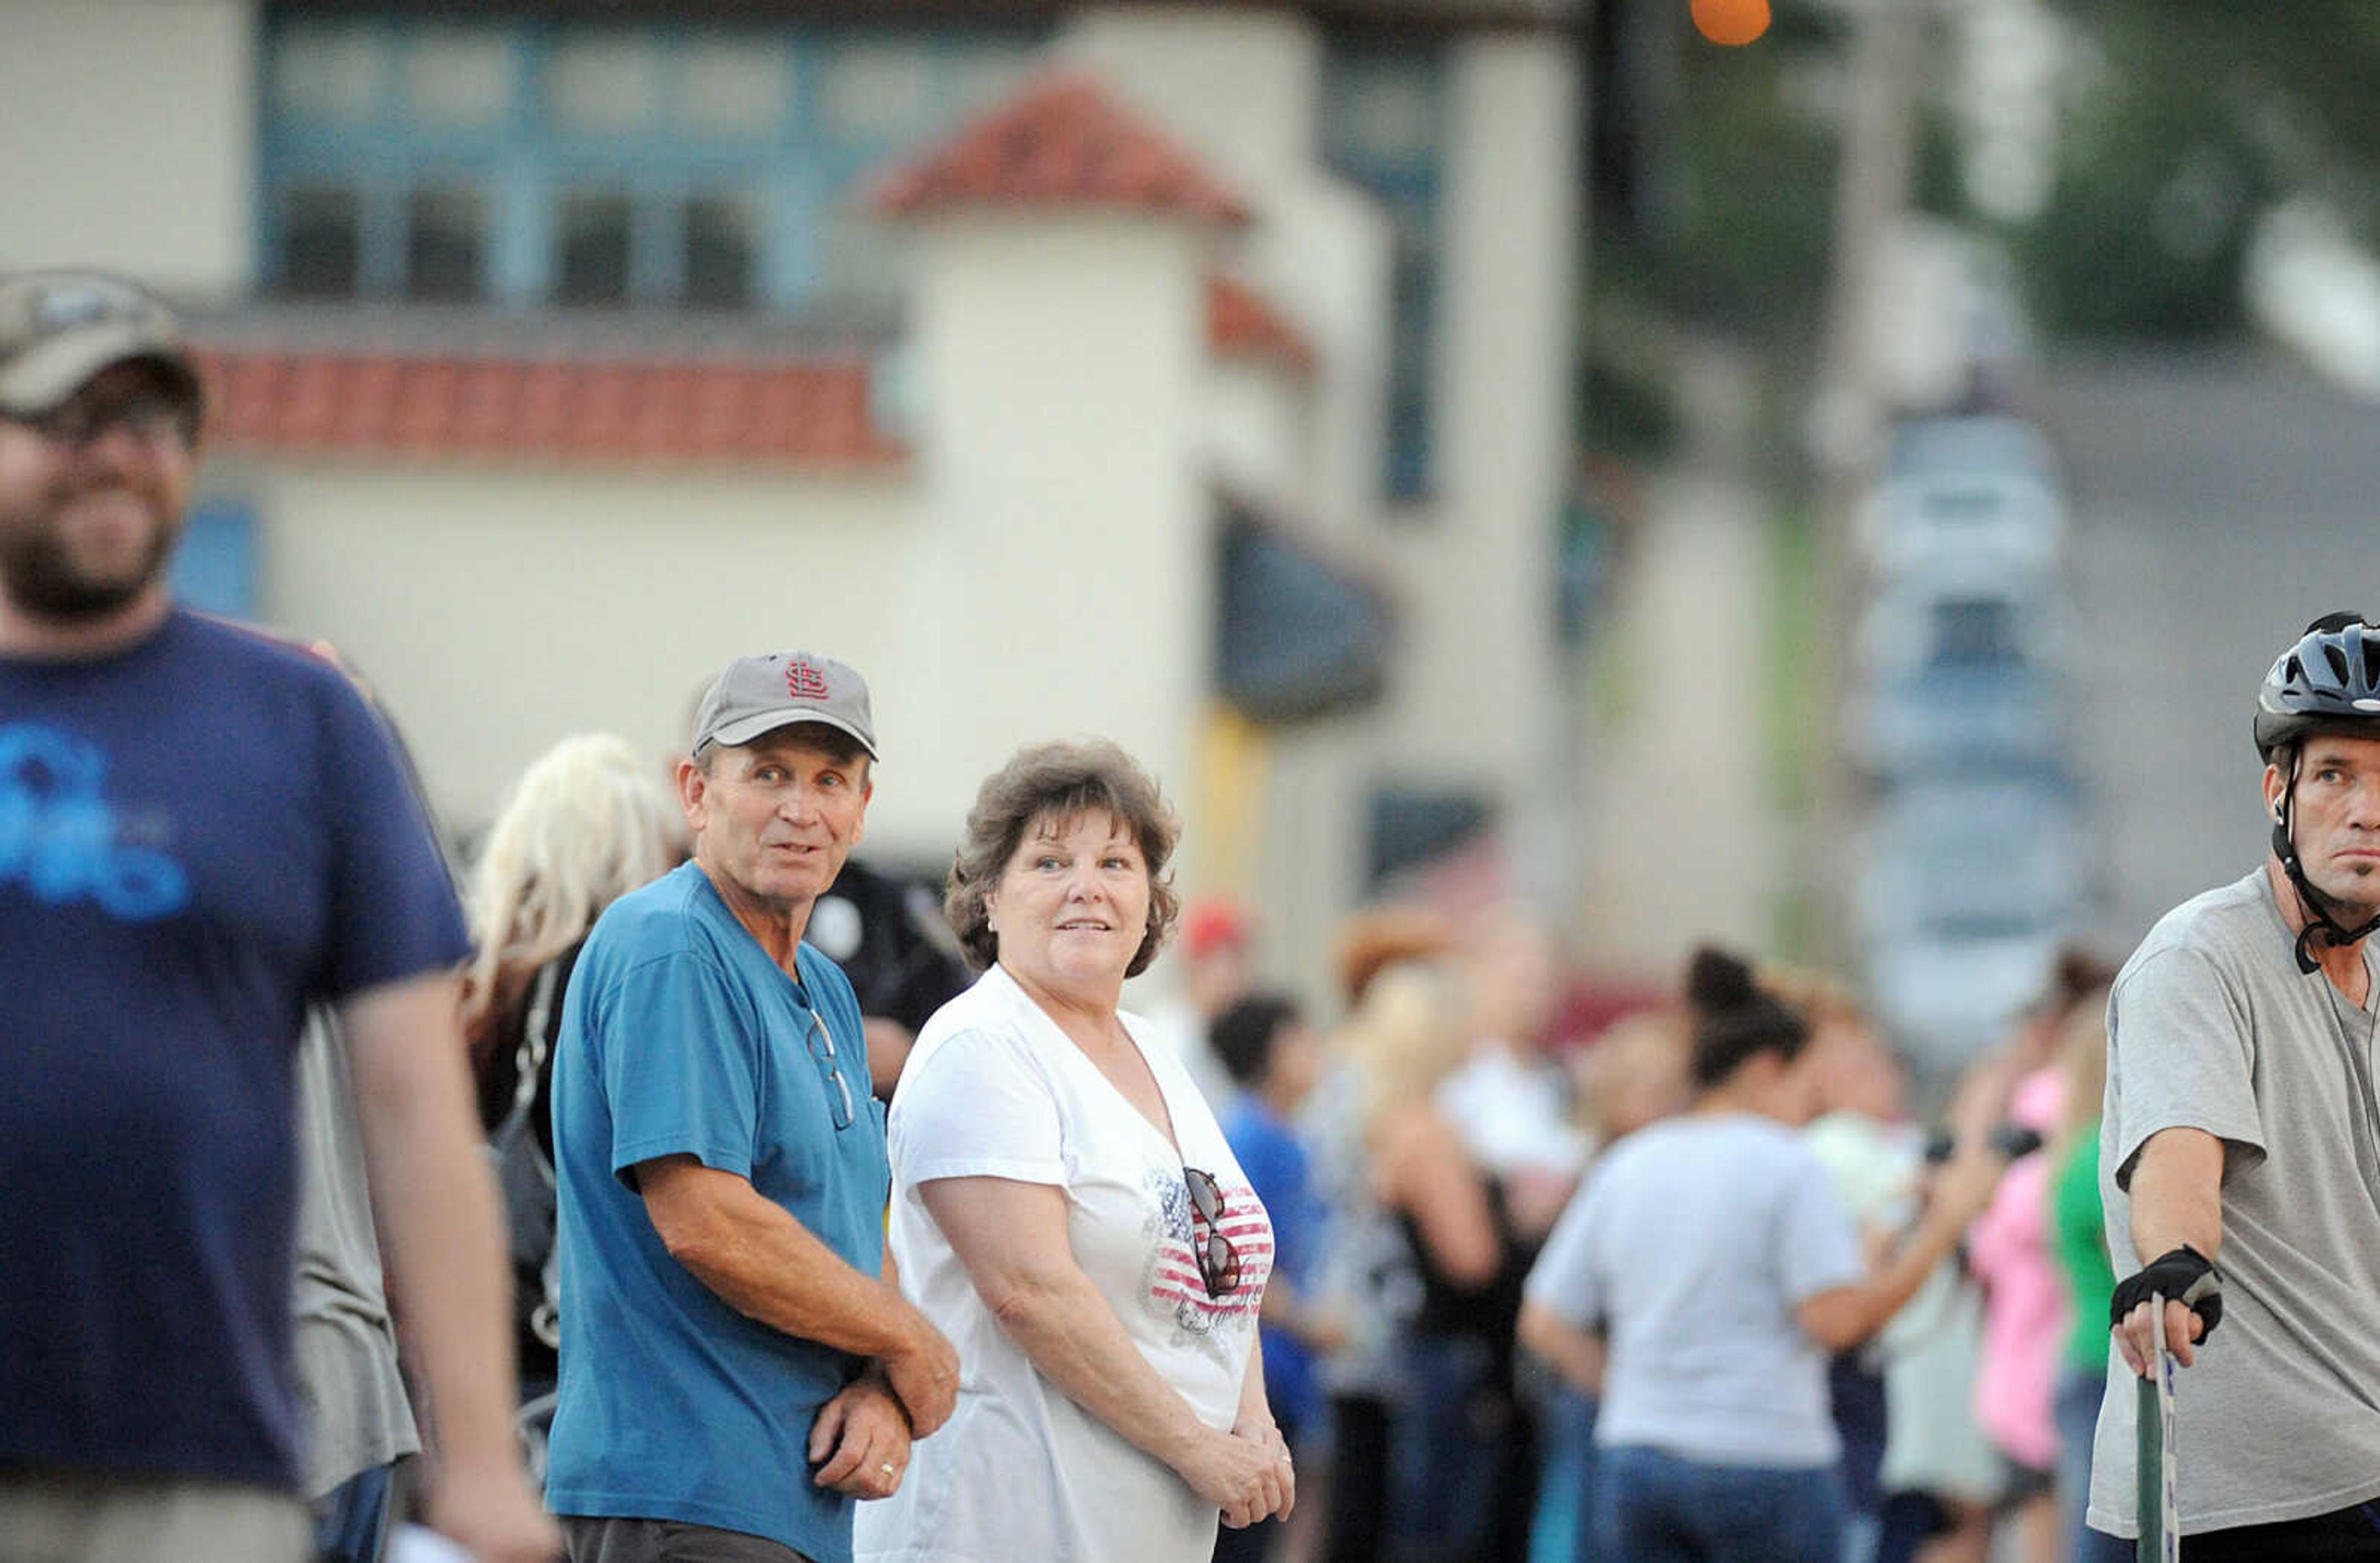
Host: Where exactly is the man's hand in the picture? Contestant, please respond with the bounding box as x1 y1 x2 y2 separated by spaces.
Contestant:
343 974 558 1563
810 1376 915 1500
881 1318 961 1438
2112 1244 2221 1378
2115 1296 2208 1377
421 1456 562 1563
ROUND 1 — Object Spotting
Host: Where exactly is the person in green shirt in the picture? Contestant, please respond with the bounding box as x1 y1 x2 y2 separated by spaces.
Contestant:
2046 990 2128 1563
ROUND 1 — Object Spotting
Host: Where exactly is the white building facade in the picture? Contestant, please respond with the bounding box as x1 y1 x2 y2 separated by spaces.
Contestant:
2 0 1584 1000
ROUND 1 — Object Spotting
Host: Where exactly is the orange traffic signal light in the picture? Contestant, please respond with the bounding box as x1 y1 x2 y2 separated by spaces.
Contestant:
1692 0 1771 46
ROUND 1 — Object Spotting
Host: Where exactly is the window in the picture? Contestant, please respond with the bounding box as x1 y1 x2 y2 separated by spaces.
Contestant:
684 194 760 309
405 187 488 303
260 18 1048 312
1323 42 1447 504
557 190 635 306
278 185 363 299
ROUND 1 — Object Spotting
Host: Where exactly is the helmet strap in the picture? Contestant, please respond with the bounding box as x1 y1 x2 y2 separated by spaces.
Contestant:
2273 752 2380 974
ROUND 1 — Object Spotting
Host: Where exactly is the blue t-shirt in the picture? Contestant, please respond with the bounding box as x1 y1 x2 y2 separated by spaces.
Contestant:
1220 1094 1324 1432
0 609 470 1489
546 861 888 1563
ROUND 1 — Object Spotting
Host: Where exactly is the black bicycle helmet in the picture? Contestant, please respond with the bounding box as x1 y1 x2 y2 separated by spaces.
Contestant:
2255 612 2380 760
2257 612 2380 971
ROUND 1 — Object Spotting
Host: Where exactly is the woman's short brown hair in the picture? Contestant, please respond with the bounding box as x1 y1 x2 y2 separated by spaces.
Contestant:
945 739 1182 979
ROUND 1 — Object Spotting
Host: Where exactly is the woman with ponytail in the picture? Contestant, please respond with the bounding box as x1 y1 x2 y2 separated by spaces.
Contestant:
1517 946 2006 1563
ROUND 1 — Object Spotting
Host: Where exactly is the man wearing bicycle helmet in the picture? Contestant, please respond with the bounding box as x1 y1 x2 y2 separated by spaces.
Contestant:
2086 612 2380 1559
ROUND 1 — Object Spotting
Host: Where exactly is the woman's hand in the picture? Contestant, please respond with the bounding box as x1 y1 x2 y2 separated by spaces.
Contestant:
1179 1423 1293 1528
1235 1415 1296 1523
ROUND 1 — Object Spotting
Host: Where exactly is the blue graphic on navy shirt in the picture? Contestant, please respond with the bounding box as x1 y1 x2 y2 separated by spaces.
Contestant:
0 721 188 919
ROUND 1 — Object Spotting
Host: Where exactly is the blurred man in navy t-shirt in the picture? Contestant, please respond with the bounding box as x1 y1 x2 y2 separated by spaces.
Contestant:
0 270 555 1563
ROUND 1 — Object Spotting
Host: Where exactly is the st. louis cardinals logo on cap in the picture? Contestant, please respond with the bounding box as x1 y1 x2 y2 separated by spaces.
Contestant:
787 659 832 702
691 651 880 759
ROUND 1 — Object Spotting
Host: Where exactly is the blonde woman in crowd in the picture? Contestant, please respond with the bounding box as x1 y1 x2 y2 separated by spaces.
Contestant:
458 733 683 1406
1360 961 1532 1562
1305 910 1456 1563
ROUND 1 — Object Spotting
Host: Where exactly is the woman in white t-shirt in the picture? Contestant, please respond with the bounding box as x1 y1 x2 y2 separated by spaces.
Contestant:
855 741 1288 1563
1518 948 2005 1563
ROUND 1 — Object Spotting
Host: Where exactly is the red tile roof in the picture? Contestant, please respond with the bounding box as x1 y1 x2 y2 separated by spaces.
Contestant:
1208 275 1315 373
874 73 1251 226
193 346 907 468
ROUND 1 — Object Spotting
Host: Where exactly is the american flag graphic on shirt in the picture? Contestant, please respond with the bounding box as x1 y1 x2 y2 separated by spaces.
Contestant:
1145 1166 1272 1339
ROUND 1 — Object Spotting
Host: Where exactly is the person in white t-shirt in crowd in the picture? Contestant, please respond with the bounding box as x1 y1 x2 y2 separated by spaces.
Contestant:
1525 1007 1693 1563
1518 947 2006 1563
856 741 1289 1563
1434 909 1590 1239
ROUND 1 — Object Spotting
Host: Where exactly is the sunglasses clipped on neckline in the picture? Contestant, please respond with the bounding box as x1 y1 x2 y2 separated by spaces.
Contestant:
1182 1165 1243 1298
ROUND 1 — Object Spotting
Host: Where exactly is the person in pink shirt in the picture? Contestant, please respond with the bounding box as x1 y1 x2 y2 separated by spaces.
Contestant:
1964 1065 2069 1563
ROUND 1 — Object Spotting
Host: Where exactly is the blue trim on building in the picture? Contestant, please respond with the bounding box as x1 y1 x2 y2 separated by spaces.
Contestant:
1320 40 1448 506
258 16 1043 312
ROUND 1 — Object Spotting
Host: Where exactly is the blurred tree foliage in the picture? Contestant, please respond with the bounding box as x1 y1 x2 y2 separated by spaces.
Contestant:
1590 0 2380 350
1580 2 1854 461
2020 0 2380 339
1593 3 1844 345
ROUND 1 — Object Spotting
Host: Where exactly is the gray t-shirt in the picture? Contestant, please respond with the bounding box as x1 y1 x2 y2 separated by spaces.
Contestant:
2089 869 2380 1537
290 1010 420 1499
1526 1112 1862 1468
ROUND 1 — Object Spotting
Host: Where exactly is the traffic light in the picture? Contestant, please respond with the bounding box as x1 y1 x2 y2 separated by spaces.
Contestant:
1692 0 1771 46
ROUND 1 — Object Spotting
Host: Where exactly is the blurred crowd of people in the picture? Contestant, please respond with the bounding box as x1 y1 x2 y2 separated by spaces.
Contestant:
435 703 2143 1563
1122 904 2130 1563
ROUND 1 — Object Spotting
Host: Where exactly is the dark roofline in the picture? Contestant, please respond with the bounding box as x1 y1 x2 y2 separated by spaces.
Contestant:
267 0 1581 39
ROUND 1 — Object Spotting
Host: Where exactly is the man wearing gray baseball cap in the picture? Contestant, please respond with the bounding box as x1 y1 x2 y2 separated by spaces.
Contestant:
546 652 959 1563
0 268 557 1563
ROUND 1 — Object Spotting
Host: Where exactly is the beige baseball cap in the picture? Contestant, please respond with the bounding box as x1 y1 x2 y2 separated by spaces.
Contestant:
0 270 202 421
